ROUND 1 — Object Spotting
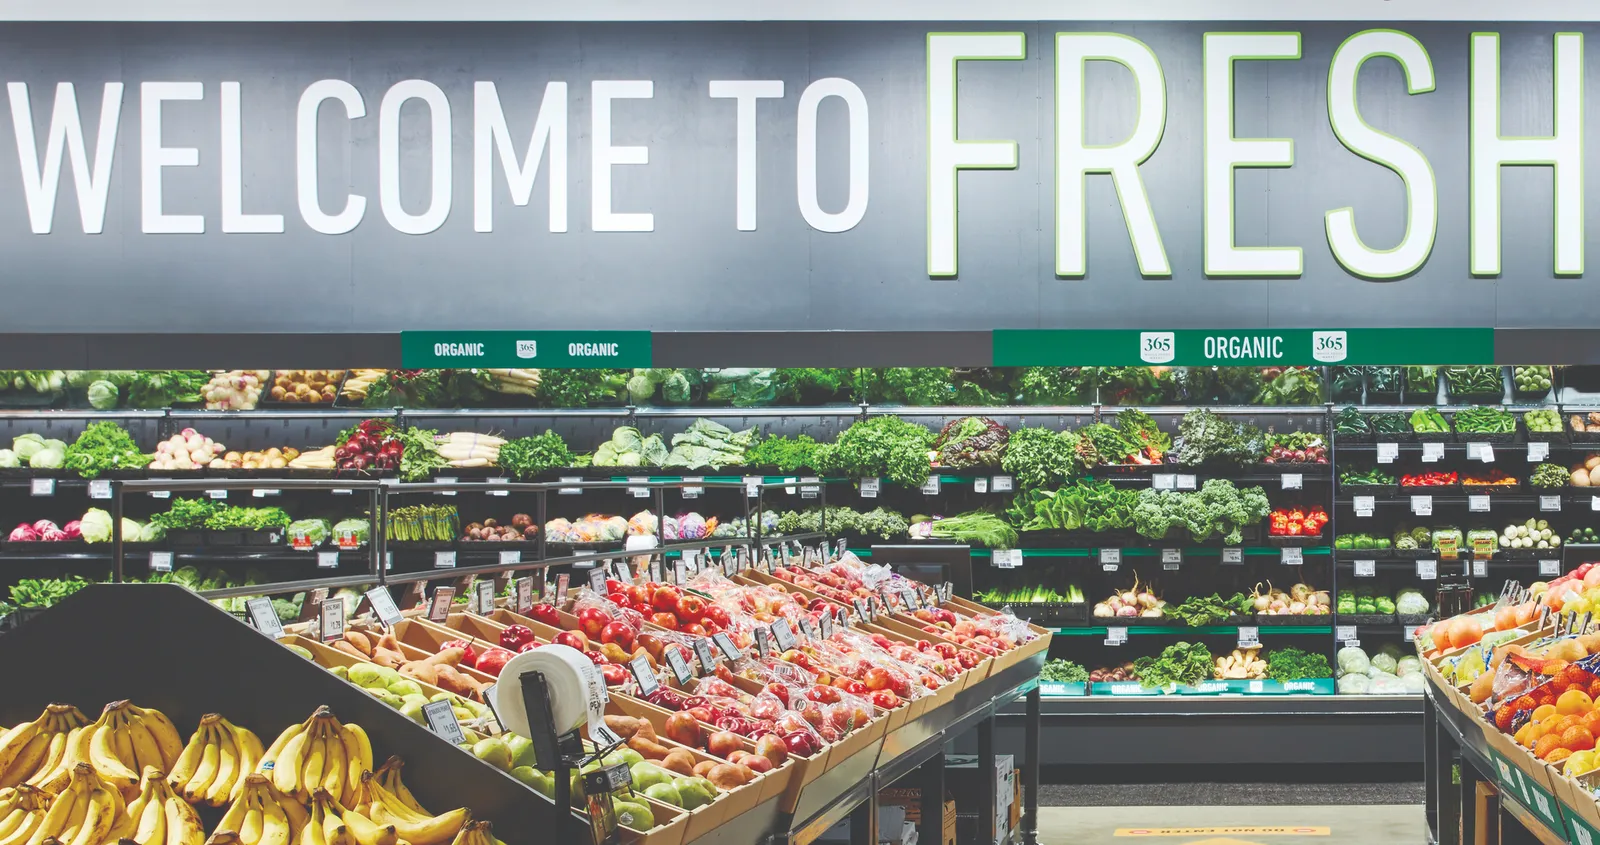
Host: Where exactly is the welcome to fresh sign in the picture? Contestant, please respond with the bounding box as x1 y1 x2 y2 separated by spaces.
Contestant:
0 21 1596 336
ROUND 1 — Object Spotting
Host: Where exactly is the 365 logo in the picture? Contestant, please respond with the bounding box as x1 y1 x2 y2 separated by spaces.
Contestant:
1139 332 1175 364
515 340 538 359
1311 331 1347 363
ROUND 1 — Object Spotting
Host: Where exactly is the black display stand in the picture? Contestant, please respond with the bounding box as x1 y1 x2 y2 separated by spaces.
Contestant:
0 583 592 845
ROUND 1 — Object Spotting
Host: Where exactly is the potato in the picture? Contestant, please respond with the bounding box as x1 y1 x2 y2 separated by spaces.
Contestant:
1575 468 1592 487
1587 454 1600 471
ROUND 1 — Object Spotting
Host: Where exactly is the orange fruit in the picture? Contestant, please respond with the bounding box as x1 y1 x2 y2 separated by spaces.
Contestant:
1580 710 1600 732
1547 748 1575 764
1536 734 1566 759
1586 678 1600 699
1559 689 1595 715
1552 716 1581 736
1563 725 1597 751
1534 704 1561 723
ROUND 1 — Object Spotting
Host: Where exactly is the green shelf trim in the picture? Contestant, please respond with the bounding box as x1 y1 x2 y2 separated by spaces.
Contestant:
1052 625 1332 636
970 546 1330 558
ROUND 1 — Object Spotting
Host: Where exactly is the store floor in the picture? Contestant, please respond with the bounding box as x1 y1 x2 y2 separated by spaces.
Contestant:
1036 804 1425 844
1034 783 1426 844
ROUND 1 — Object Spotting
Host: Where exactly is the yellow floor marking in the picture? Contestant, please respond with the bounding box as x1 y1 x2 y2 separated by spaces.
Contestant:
1114 828 1331 837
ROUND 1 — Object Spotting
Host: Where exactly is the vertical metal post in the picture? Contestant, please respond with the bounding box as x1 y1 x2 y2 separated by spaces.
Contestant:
654 486 666 555
369 486 383 585
111 483 124 583
921 750 946 845
1424 697 1440 844
1022 687 1040 845
849 792 877 845
977 710 996 845
1326 400 1338 666
376 482 390 587
537 490 548 563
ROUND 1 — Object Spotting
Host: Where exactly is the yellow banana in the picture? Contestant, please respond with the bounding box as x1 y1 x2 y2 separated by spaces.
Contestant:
0 811 41 845
124 707 182 770
336 727 371 802
131 788 165 845
203 726 239 808
165 791 206 845
445 821 493 845
31 728 87 793
0 809 23 841
183 728 220 805
258 797 291 845
64 784 114 845
369 802 467 845
124 719 165 776
225 720 264 804
319 737 345 807
0 735 47 791
102 805 134 844
271 732 308 798
206 833 243 845
109 715 136 775
42 784 86 845
335 808 396 845
258 719 310 777
0 723 37 784
299 727 326 805
261 779 308 835
240 806 264 844
168 716 214 794
124 767 161 834
373 761 425 817
22 734 63 795
319 798 344 845
0 788 48 843
87 712 138 794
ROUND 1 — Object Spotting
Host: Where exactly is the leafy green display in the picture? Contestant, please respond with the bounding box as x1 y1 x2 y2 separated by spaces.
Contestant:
150 498 221 530
931 417 1009 468
1131 479 1271 545
8 576 90 609
744 434 822 472
814 416 933 487
62 421 149 478
922 511 1018 548
1174 410 1263 466
1266 647 1333 682
1040 659 1089 684
1532 463 1571 488
1006 479 1136 533
204 506 292 531
776 506 909 540
497 431 575 479
1167 593 1243 626
1132 641 1213 688
1254 367 1324 405
1000 427 1085 489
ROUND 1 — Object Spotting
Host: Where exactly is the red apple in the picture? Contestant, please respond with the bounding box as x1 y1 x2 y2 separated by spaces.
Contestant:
934 643 959 661
871 690 901 709
651 612 680 631
552 630 590 652
600 663 629 685
600 621 637 651
753 733 788 766
681 623 707 637
577 607 610 640
742 754 773 774
529 603 560 627
440 639 478 668
651 586 682 613
676 594 706 621
605 578 626 594
863 667 893 691
704 606 731 628
665 712 704 747
626 585 652 606
475 648 514 677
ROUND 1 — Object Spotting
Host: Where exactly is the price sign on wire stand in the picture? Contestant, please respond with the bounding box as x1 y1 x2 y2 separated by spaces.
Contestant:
246 598 284 639
428 588 454 622
366 588 404 627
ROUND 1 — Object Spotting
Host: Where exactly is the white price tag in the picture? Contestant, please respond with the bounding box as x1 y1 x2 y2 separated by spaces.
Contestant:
207 489 227 499
1099 548 1121 565
1222 548 1243 564
1411 495 1433 516
1592 495 1600 512
860 477 880 498
682 476 703 498
628 476 649 498
1529 441 1551 461
1404 626 1416 642
435 478 457 496
332 488 353 495
800 477 819 499
28 478 53 496
515 577 534 614
1377 443 1399 463
246 597 283 639
434 550 457 569
783 476 797 495
1542 495 1562 512
1422 442 1445 462
251 488 282 498
1104 627 1127 646
1469 494 1491 512
1151 473 1176 491
487 477 510 496
366 587 403 627
320 598 345 642
991 475 1013 492
559 476 583 495
149 489 170 499
1281 546 1303 565
1417 559 1438 580
1353 495 1375 518
973 477 988 493
1468 442 1495 463
1161 548 1182 564
428 588 454 621
422 700 466 745
1281 473 1303 490
475 580 497 614
1000 548 1024 568
1354 559 1376 577
1541 559 1562 577
1336 625 1357 642
317 551 339 569
1237 626 1259 648
1473 559 1489 578
88 480 112 499
499 550 521 565
744 476 761 497
1176 474 1198 490
149 551 173 572
920 475 941 495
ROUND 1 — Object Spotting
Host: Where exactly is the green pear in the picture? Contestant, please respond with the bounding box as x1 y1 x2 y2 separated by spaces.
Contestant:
506 734 537 769
613 801 655 831
284 644 313 660
644 783 682 807
329 666 350 681
677 777 715 810
373 690 404 708
511 766 553 798
347 663 383 688
388 679 424 698
400 694 429 709
373 666 402 686
398 700 427 725
630 762 673 792
471 737 514 772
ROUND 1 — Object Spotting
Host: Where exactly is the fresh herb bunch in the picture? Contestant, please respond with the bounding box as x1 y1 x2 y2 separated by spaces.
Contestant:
498 431 575 478
1133 642 1213 688
1167 593 1243 627
63 421 150 479
1040 659 1089 684
1016 368 1094 404
533 369 630 408
744 434 822 472
1007 479 1136 533
9 576 90 609
150 498 221 530
1266 647 1333 682
204 506 292 531
1001 427 1084 489
923 511 1018 548
1175 409 1263 466
1131 479 1271 545
931 417 1009 468
814 416 932 487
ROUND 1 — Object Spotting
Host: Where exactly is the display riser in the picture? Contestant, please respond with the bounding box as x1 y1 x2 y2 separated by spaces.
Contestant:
0 583 590 845
978 696 1424 770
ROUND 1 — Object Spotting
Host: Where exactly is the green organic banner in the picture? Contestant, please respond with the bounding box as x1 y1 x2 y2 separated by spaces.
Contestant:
992 328 1495 367
400 331 652 368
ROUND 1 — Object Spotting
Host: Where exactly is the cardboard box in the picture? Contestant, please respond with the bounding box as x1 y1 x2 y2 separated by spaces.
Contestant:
1474 781 1499 845
814 805 910 844
945 755 1015 845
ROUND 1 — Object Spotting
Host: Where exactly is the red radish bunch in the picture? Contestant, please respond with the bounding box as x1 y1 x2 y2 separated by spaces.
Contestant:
337 419 403 471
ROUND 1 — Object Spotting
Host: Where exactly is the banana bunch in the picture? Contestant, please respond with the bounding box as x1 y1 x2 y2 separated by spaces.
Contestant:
339 371 387 402
0 704 89 790
0 785 52 845
257 709 371 808
168 714 263 808
213 774 308 845
83 702 183 800
303 788 417 845
126 765 204 845
12 762 129 845
444 821 496 845
360 771 467 845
